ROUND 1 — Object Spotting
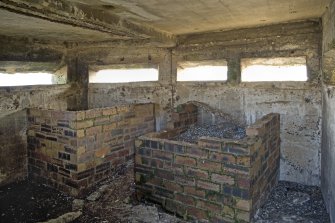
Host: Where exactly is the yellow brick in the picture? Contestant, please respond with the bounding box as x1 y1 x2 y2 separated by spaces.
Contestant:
223 206 235 218
236 199 251 211
77 129 85 138
135 140 143 147
77 146 86 156
27 130 35 137
102 108 117 116
236 210 251 222
76 111 85 120
77 163 87 172
76 120 94 129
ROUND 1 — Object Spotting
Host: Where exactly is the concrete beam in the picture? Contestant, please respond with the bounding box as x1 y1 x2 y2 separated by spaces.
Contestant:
0 0 176 46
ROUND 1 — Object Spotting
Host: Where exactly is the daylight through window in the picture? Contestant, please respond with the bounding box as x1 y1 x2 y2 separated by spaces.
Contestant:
177 60 227 82
241 57 307 82
89 68 159 83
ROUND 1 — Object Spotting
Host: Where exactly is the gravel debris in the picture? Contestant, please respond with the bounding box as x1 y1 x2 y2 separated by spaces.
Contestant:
254 181 330 223
174 122 246 143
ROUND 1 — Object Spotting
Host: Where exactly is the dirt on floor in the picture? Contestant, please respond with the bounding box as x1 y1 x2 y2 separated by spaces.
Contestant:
0 179 73 223
0 162 330 223
0 161 186 223
253 181 330 223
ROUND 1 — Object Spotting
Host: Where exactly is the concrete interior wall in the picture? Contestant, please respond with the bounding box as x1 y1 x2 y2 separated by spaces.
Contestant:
88 21 323 186
321 0 335 221
0 37 83 185
0 2 334 220
0 85 71 186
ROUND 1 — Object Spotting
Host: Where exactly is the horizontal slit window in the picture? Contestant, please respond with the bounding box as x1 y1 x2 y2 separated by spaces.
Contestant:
177 60 227 82
89 66 159 83
241 57 307 82
0 62 66 86
0 72 58 86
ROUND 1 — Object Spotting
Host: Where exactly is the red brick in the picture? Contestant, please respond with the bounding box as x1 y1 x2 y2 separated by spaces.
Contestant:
211 174 235 186
197 180 220 192
186 206 208 220
237 176 251 189
186 167 209 179
197 159 221 172
163 181 183 192
209 152 236 163
175 175 195 187
150 158 164 168
147 177 163 187
152 150 173 161
164 162 184 175
186 147 208 158
175 155 196 167
118 148 129 157
184 186 206 198
196 200 222 213
175 193 195 206
156 169 174 181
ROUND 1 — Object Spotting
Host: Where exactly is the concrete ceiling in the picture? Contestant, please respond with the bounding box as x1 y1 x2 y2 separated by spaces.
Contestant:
74 0 329 35
0 0 330 45
0 9 122 42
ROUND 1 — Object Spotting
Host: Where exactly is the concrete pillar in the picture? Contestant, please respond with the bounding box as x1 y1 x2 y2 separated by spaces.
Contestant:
67 58 89 110
227 57 241 84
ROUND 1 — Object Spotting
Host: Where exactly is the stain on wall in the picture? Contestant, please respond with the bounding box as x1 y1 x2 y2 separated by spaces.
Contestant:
321 0 335 221
0 85 71 186
89 21 322 186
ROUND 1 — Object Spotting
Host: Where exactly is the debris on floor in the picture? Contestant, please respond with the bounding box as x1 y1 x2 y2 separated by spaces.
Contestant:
0 162 330 223
74 161 186 223
253 181 330 223
174 122 246 143
0 179 73 223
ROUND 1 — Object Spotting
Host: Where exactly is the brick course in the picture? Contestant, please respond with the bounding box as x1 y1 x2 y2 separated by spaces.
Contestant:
27 104 155 196
135 112 280 222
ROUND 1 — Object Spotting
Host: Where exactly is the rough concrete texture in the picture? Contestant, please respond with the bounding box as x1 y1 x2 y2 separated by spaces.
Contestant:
88 21 322 186
0 0 329 46
175 83 322 186
321 86 335 223
0 85 73 186
321 0 335 221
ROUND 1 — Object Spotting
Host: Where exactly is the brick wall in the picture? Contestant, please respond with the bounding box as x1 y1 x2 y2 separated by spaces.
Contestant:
27 104 155 196
135 113 280 222
168 103 198 130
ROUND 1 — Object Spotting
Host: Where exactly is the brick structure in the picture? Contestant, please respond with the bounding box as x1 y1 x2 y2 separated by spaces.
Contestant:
135 111 280 222
27 104 155 196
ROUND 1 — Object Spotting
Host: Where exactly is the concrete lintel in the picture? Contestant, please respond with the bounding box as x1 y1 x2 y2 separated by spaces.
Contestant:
0 0 176 46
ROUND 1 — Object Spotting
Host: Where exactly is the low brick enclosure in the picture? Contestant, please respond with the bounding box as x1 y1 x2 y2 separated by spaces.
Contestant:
27 104 155 196
135 112 280 222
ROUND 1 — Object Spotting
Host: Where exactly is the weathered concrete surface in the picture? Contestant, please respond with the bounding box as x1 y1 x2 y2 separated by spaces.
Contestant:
72 0 328 35
172 21 323 186
321 0 335 221
88 21 323 186
175 82 322 185
0 85 72 186
87 48 174 130
0 0 176 45
321 86 335 223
